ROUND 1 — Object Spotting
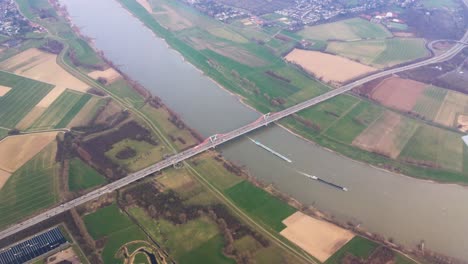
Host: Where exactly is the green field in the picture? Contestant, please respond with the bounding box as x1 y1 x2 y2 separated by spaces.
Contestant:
325 236 378 264
83 204 149 264
326 236 416 264
412 86 447 120
68 158 106 192
373 38 429 66
29 90 92 130
225 181 296 232
0 143 58 228
0 71 53 128
179 235 235 264
0 128 8 139
191 155 243 191
299 18 391 41
83 204 134 239
107 79 145 108
326 38 429 68
127 206 231 262
326 101 384 144
295 95 360 133
399 125 465 172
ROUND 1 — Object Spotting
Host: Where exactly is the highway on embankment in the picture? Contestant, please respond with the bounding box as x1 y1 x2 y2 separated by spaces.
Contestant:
0 26 467 242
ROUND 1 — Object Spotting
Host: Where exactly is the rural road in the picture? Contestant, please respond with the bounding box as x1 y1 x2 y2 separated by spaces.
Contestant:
0 18 467 244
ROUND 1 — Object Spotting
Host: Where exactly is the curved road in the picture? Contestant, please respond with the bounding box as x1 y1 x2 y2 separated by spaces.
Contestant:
0 24 467 243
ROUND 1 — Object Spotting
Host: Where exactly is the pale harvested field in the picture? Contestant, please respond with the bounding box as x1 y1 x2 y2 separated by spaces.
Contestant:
88 68 121 84
15 106 47 130
36 86 66 108
285 49 376 84
393 32 415 37
353 111 419 158
281 212 354 263
0 48 89 107
136 0 152 13
371 77 427 111
0 169 11 190
0 132 57 173
457 115 468 132
434 91 468 128
154 4 193 31
0 85 11 96
47 247 80 264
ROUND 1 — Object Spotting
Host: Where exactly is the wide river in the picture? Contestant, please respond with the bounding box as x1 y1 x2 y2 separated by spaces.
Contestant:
60 0 468 260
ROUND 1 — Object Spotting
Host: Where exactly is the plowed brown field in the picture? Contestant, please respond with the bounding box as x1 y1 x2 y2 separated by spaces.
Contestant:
370 77 427 111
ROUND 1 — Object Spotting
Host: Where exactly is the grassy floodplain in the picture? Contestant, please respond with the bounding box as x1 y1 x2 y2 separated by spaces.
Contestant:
326 236 416 264
128 206 234 264
0 71 53 128
0 143 59 229
68 158 106 192
225 181 296 232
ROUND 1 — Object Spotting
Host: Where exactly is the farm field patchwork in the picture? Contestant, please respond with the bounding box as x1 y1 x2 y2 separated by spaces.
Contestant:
285 49 376 84
225 181 296 232
369 77 428 112
434 91 468 129
0 142 58 228
68 96 106 128
353 111 420 158
0 132 58 173
0 85 11 96
325 101 384 144
411 86 447 121
29 90 92 130
298 18 391 41
0 71 53 128
0 48 90 107
280 212 354 263
68 158 106 192
326 38 428 68
399 125 465 172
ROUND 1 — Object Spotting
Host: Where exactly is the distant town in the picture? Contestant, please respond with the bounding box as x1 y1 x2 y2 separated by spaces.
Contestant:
0 0 41 38
182 0 421 30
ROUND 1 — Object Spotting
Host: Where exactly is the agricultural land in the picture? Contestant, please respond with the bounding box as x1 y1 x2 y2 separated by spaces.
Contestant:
0 0 466 264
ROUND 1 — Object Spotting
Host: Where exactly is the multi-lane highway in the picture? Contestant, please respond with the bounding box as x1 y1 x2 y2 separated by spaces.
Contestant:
0 27 467 242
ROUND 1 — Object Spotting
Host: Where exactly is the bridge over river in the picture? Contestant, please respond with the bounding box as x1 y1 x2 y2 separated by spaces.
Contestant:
0 24 467 242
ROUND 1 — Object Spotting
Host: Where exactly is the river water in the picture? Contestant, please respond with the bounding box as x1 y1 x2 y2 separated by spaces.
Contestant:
60 0 468 260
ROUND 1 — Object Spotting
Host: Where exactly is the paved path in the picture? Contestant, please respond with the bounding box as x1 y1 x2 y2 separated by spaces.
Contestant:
0 23 467 242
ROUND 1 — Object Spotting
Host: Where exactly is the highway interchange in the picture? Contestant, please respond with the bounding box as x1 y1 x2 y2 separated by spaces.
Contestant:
0 22 467 243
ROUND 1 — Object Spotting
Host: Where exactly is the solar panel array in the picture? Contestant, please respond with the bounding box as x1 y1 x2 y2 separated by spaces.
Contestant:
0 227 67 264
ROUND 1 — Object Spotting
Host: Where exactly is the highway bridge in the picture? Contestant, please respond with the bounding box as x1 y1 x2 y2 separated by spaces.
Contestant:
0 26 467 242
